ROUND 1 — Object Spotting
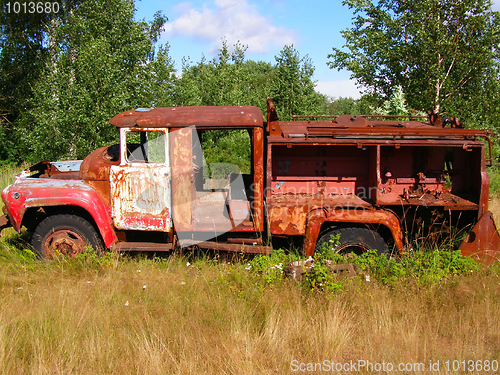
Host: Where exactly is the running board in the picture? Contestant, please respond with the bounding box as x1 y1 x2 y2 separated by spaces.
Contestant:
111 242 173 252
181 240 272 254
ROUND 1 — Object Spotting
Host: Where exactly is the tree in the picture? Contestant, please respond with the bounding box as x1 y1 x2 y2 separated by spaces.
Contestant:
16 0 167 162
147 44 178 108
328 0 500 119
270 45 323 120
0 3 55 161
324 97 366 115
176 40 274 112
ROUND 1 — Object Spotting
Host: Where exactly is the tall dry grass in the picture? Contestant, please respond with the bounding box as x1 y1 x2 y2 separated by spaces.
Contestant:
1 168 500 374
0 251 499 374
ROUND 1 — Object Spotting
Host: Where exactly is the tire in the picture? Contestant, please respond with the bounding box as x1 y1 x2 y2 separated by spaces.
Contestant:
315 226 388 256
31 214 104 259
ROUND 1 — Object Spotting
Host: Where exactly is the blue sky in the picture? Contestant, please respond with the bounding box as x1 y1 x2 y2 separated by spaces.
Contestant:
135 0 500 99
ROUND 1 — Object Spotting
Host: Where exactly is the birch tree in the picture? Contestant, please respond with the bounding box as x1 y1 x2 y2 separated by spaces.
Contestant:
328 0 500 118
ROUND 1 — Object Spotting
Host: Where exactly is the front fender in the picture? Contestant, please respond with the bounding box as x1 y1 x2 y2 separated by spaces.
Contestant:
2 178 117 247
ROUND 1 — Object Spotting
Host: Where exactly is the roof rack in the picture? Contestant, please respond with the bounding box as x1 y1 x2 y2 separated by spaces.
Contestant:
292 114 427 121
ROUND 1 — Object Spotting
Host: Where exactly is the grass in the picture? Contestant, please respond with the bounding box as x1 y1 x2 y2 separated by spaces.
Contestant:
0 242 499 374
0 162 23 211
1 166 500 374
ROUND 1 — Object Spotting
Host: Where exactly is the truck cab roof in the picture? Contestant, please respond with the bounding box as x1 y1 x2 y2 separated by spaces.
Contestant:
109 106 264 129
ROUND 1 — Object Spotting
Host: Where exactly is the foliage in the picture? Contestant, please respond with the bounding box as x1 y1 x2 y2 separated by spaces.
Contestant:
0 1 55 162
269 45 324 120
329 0 500 125
146 44 178 108
374 86 408 115
246 248 300 285
200 129 252 177
0 2 332 165
15 0 168 162
352 249 480 286
308 234 482 289
176 40 274 113
323 97 365 116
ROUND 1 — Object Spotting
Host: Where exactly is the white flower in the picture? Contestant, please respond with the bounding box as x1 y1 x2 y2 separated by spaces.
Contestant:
245 264 252 270
143 285 147 290
186 262 191 267
136 270 141 273
125 301 129 306
180 281 186 285
365 275 371 282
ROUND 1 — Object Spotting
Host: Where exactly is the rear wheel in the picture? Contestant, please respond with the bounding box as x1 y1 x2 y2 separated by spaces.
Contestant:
315 226 388 257
31 214 104 259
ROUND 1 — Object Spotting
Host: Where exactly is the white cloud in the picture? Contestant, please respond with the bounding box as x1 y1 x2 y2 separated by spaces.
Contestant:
315 80 362 100
163 0 296 54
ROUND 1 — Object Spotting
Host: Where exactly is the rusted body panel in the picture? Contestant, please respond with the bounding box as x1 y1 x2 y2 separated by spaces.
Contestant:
170 127 194 232
110 128 172 232
268 194 372 235
252 126 265 232
110 164 172 231
1 178 117 247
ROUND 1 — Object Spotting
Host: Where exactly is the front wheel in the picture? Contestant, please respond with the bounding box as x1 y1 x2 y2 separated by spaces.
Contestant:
315 226 388 257
31 214 104 259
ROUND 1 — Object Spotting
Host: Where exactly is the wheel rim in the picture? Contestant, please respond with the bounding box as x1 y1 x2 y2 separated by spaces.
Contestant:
44 229 88 259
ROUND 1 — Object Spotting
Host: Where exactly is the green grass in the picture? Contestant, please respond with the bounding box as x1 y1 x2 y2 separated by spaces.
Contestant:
488 166 500 195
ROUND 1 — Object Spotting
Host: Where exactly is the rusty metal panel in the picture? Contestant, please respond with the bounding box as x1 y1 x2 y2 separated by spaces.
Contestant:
253 127 264 231
110 165 172 231
460 211 500 265
268 194 372 236
170 127 193 232
110 128 172 232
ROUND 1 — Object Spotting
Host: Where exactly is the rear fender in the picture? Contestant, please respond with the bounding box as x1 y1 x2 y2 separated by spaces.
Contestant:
459 211 500 265
2 178 117 247
303 208 403 257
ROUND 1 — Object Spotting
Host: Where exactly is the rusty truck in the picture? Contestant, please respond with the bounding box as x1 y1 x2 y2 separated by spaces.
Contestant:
1 98 499 263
